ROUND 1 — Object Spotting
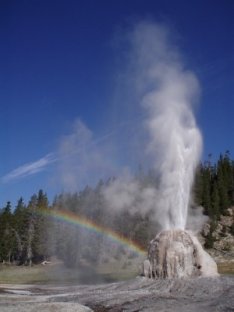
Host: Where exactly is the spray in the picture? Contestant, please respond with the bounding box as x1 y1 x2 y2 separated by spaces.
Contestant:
104 21 202 231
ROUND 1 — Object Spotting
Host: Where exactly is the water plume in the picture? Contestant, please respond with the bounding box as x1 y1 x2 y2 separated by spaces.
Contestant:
104 21 202 231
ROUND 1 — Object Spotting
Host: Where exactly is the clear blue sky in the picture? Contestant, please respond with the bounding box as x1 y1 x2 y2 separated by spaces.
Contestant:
1 0 233 207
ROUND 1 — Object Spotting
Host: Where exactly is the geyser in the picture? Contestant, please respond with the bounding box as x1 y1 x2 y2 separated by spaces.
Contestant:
144 229 218 278
133 23 218 279
138 24 202 231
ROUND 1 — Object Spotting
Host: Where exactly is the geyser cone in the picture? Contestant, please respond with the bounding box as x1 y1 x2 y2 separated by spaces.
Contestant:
144 229 218 279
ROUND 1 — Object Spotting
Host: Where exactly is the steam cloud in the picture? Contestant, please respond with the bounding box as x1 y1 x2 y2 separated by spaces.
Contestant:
57 119 116 192
56 21 203 232
103 21 203 231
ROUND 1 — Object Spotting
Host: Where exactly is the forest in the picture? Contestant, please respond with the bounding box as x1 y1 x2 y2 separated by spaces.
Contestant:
0 151 234 268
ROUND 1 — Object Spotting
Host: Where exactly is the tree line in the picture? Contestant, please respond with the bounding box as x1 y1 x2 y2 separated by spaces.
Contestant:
0 152 234 266
194 151 234 248
0 190 51 265
195 151 234 218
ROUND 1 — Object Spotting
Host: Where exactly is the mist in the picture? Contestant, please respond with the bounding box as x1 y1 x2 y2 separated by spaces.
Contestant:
57 119 117 192
56 21 203 235
103 21 203 231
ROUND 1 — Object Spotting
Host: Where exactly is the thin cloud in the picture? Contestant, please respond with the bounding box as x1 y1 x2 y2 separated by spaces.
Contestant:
0 128 115 185
1 153 57 183
1 118 141 184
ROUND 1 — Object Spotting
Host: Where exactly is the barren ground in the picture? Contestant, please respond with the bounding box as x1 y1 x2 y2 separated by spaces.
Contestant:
0 275 234 312
0 260 233 311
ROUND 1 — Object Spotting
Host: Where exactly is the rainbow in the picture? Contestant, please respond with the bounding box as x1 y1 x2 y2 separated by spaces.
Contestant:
42 209 147 256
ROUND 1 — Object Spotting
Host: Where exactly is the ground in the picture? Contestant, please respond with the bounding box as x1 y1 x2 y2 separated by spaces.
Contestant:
0 275 234 311
0 257 233 311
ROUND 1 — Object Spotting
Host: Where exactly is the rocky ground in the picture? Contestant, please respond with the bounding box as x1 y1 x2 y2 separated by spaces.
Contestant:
0 275 234 312
202 207 234 264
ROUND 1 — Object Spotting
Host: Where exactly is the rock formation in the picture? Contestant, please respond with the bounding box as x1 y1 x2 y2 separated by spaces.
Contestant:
143 229 218 278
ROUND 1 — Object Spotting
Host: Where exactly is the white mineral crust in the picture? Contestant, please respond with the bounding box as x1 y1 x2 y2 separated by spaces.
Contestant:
145 229 219 278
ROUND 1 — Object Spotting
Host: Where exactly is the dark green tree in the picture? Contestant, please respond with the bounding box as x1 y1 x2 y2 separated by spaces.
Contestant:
0 202 16 262
24 194 37 266
217 154 230 214
33 190 50 261
204 220 216 249
210 180 220 221
13 197 27 263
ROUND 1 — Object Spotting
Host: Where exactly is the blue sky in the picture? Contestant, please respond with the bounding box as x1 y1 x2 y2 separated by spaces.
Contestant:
1 0 233 207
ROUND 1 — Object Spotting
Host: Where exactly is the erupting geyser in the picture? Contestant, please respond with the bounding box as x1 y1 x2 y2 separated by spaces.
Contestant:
102 22 218 278
129 22 219 278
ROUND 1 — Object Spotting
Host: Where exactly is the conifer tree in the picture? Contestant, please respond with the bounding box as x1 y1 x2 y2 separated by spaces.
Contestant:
217 154 230 214
201 164 212 215
33 190 50 261
25 194 37 265
13 197 27 263
0 202 15 262
210 180 220 221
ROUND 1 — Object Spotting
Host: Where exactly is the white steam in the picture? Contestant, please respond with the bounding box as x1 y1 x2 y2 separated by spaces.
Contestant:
55 21 203 232
104 21 203 231
57 119 115 192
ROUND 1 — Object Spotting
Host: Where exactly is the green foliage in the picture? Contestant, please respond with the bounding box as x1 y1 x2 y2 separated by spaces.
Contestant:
204 221 217 249
204 235 214 249
230 221 234 236
0 190 52 265
0 202 16 262
194 151 234 220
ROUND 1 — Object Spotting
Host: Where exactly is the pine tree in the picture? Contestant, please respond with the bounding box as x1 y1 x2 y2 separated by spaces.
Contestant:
194 163 204 206
33 190 50 261
204 220 216 249
0 202 16 263
201 163 212 215
210 180 220 221
13 197 27 263
25 195 37 266
217 154 230 214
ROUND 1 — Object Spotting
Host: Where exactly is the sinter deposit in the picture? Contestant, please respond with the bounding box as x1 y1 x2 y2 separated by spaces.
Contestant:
143 229 218 279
